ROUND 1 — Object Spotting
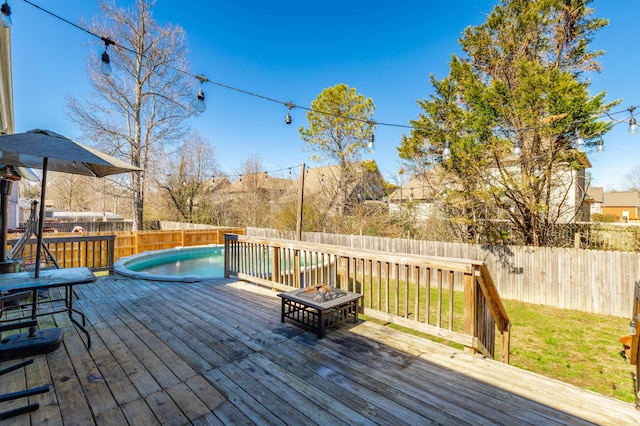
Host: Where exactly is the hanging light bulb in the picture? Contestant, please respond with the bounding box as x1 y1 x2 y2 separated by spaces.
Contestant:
597 138 604 153
101 51 112 76
100 38 115 76
512 141 521 157
196 89 206 112
629 117 638 135
0 2 11 28
574 130 585 152
367 120 376 153
195 75 207 113
285 102 294 125
442 140 451 160
533 164 541 177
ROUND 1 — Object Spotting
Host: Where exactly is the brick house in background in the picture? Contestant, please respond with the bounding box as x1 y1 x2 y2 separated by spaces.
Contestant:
602 191 640 221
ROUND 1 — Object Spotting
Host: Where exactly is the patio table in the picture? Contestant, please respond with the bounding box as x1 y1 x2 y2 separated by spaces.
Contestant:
278 286 362 338
0 267 97 348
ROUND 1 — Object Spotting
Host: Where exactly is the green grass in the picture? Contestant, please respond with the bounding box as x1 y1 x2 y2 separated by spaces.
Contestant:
504 300 635 403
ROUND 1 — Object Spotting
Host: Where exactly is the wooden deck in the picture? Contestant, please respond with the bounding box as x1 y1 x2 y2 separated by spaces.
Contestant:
1 275 638 425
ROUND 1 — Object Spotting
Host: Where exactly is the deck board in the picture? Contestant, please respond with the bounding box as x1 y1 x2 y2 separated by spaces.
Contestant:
1 274 638 425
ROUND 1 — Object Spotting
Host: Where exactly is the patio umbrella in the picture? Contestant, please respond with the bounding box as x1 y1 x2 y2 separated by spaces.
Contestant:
0 129 141 277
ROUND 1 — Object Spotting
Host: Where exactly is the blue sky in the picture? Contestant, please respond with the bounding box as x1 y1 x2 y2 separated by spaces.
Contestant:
7 0 640 189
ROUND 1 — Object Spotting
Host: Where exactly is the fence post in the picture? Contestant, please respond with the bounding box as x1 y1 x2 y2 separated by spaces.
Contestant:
135 232 141 255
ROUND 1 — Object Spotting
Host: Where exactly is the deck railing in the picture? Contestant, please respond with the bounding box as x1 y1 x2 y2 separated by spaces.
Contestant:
7 235 116 273
224 233 511 363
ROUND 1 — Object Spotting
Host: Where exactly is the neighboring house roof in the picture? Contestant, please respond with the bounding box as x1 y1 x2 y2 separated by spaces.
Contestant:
388 168 454 202
218 174 291 194
603 191 640 207
299 161 385 200
586 186 604 203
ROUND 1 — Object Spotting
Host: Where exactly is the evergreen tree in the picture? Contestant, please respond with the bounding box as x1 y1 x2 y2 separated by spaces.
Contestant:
399 0 615 246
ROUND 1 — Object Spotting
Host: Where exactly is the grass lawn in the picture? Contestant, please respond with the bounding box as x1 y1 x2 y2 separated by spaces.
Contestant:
503 299 636 403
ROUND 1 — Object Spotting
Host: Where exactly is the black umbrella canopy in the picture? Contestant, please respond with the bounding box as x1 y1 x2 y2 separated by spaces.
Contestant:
0 129 141 177
0 129 141 277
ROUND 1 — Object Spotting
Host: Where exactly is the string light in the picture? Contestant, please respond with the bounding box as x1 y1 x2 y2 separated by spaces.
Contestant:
629 107 638 135
285 102 295 125
0 1 11 28
574 130 585 152
442 140 451 160
100 37 114 76
195 75 207 113
512 141 521 157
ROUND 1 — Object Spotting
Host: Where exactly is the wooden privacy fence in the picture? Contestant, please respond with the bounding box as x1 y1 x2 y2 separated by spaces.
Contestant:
224 234 511 363
6 227 245 273
247 228 638 317
111 228 245 259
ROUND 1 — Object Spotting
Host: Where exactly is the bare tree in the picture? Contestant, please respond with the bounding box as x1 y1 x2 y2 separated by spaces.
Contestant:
623 165 640 191
66 0 198 230
157 133 219 223
47 173 92 211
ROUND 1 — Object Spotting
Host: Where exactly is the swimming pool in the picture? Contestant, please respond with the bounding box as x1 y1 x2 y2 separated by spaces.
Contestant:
114 245 225 282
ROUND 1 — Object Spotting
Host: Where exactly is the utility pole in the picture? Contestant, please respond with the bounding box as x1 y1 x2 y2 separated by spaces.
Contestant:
296 163 305 240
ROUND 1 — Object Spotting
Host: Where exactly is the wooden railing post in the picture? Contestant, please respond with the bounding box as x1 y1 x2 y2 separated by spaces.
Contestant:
463 271 476 355
501 320 511 364
294 249 301 288
272 247 280 285
224 234 231 278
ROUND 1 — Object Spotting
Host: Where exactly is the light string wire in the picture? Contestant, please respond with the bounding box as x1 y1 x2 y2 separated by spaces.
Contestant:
170 164 349 184
21 0 638 136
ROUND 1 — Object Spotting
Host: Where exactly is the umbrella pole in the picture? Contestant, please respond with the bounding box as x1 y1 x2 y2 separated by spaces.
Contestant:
0 183 8 261
34 158 48 278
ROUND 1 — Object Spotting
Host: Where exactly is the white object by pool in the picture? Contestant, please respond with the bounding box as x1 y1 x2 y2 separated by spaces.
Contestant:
115 245 224 282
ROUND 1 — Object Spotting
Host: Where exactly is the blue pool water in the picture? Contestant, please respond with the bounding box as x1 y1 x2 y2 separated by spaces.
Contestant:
115 245 225 282
130 250 225 276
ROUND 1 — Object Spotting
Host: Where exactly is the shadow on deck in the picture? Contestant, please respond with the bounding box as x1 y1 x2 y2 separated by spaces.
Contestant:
1 274 638 425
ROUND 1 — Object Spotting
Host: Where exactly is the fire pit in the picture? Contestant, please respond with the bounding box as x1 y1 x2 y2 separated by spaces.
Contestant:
278 285 362 338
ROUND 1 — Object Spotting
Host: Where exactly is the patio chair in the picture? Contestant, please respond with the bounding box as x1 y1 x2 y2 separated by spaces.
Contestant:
0 359 51 420
0 292 57 420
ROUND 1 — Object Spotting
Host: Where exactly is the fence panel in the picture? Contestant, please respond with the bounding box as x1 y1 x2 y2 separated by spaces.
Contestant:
247 227 638 317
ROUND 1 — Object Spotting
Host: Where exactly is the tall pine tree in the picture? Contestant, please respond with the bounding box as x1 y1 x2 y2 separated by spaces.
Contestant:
399 0 615 246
